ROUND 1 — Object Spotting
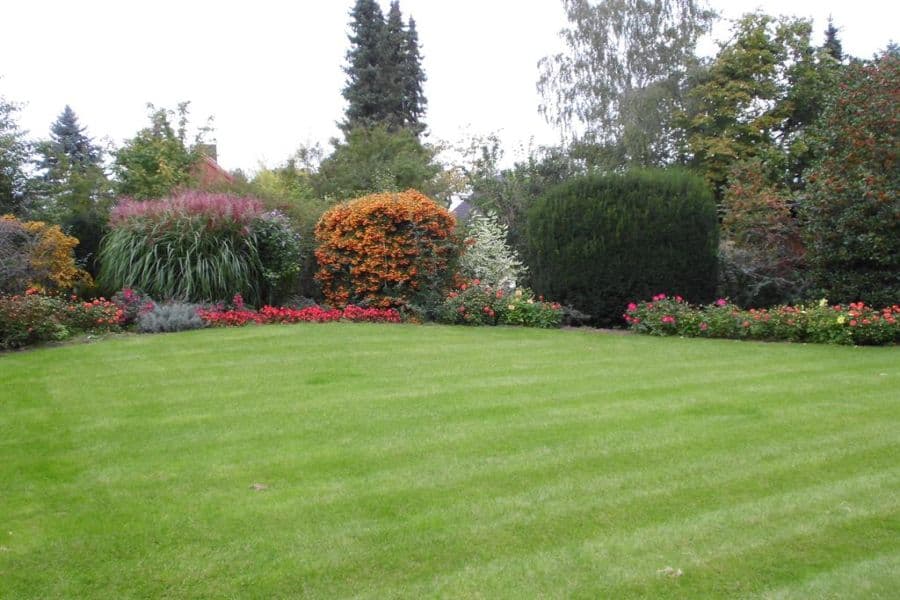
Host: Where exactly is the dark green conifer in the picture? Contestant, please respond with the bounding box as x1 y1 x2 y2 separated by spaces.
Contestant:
341 0 387 132
401 16 427 135
823 17 844 62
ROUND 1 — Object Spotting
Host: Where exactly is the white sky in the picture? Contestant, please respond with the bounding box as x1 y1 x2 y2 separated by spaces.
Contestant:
2 1 897 173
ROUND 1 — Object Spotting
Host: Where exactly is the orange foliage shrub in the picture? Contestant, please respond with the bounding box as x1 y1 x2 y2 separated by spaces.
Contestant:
314 190 460 308
1 215 92 292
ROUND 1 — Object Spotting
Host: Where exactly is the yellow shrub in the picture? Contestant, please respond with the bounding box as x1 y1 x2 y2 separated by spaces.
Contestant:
1 215 92 292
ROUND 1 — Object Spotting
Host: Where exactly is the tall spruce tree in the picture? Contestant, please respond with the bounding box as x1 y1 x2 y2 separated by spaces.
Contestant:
0 92 31 215
401 16 427 135
41 105 101 173
342 0 388 133
378 1 407 130
823 17 844 62
341 0 427 136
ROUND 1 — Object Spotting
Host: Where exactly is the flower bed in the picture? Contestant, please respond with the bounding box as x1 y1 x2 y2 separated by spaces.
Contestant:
198 304 401 327
625 295 899 346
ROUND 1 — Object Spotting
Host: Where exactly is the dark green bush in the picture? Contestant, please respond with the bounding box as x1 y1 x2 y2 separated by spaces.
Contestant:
526 169 718 326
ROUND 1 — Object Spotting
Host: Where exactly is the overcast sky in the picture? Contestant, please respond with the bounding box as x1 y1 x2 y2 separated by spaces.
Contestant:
2 1 897 173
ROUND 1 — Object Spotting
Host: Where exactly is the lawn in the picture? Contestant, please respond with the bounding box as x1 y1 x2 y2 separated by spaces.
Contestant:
1 324 898 598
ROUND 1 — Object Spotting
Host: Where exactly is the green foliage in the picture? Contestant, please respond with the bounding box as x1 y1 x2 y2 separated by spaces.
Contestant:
32 106 113 276
526 169 718 326
462 137 580 258
681 13 841 199
717 159 806 307
459 211 526 289
0 92 31 215
399 16 426 136
538 0 715 167
314 125 439 200
801 52 900 307
247 148 330 299
823 17 844 63
136 302 206 334
254 211 303 305
39 105 101 172
114 102 210 200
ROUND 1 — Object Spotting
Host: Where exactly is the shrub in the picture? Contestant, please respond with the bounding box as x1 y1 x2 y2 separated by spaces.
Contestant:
0 293 69 349
459 211 527 289
718 160 806 307
0 217 33 294
801 52 900 307
137 302 206 334
437 280 563 328
0 291 123 350
527 169 719 326
111 288 153 326
254 210 303 305
625 296 899 346
1 215 92 294
99 192 301 304
502 289 564 328
58 297 125 333
438 281 505 326
314 190 460 310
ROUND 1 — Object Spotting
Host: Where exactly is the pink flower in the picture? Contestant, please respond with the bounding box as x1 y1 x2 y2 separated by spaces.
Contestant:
661 315 676 325
627 302 638 313
700 322 708 331
715 298 728 307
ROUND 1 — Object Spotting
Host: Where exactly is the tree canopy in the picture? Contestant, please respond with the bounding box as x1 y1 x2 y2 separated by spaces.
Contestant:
538 0 716 168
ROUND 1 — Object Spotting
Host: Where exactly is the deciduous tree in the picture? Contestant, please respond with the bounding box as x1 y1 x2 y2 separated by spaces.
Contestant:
538 0 715 167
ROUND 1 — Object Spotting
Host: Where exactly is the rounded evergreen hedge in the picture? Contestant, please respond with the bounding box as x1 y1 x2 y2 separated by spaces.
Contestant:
526 169 718 326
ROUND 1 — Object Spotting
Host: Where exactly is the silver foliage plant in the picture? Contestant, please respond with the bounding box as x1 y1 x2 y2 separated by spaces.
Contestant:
137 302 206 334
459 211 526 290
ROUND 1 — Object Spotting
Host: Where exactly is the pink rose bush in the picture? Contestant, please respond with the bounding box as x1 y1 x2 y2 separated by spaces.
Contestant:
625 295 900 345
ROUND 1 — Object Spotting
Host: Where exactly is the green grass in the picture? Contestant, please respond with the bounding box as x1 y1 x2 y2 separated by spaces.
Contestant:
1 324 898 598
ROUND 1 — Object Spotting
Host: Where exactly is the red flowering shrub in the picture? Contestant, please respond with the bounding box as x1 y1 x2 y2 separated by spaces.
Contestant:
59 297 125 332
1 292 124 350
625 295 900 345
314 190 461 309
111 288 153 326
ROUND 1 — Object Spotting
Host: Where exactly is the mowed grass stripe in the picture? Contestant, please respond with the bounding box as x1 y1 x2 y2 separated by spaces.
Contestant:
1 324 898 598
